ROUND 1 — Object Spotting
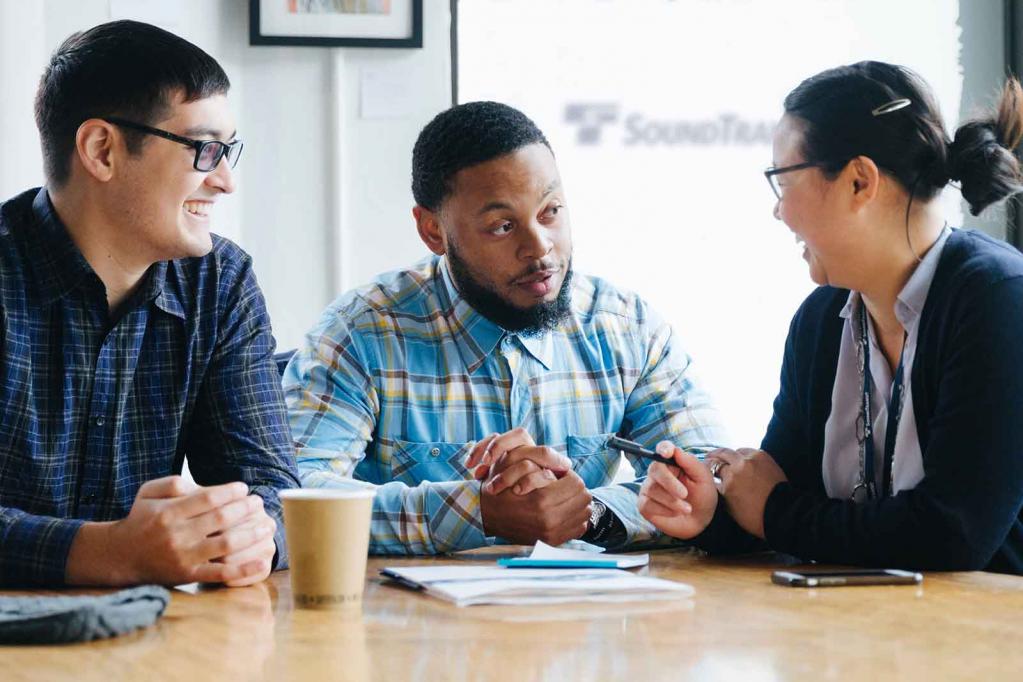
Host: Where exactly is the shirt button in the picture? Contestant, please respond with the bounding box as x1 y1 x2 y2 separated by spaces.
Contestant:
83 493 97 504
94 416 105 426
430 447 440 457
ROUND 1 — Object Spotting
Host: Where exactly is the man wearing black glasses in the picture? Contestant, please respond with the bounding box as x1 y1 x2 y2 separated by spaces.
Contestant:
0 20 299 587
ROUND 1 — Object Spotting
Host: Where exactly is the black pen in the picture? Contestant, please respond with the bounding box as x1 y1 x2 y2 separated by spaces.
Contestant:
606 435 666 463
380 568 425 591
607 436 721 482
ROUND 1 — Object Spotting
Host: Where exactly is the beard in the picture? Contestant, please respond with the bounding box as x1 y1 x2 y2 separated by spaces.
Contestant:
446 241 573 338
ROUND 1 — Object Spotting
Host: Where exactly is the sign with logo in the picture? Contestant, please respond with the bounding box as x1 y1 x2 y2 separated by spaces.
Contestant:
565 103 773 146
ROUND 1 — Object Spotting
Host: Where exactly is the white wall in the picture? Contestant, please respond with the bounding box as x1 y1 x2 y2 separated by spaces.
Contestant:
0 0 451 350
0 1 46 198
332 11 453 291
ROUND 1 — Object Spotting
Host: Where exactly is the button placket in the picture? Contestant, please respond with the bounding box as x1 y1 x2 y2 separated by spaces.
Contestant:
502 341 535 429
81 331 116 514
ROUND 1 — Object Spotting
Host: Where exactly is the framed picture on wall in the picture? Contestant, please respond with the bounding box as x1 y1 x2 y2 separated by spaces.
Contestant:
249 0 423 48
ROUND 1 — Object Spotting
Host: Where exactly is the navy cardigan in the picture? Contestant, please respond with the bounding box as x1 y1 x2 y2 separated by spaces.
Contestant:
694 229 1023 574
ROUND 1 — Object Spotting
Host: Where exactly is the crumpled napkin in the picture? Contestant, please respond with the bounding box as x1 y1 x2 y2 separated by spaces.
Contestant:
0 585 171 644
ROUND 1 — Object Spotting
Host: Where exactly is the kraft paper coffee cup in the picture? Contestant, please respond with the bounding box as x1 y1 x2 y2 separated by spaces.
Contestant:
280 486 376 610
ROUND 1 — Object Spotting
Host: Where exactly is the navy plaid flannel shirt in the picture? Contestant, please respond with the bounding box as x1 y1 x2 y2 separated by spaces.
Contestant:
0 188 300 586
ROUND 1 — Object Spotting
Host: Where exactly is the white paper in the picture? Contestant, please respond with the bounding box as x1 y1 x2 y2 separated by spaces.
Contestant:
529 540 649 568
382 564 692 608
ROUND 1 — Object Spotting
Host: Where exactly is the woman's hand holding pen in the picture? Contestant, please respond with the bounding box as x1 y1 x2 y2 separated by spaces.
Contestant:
638 441 718 540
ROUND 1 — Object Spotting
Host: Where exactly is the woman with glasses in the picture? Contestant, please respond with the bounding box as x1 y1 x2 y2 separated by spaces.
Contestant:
638 61 1023 573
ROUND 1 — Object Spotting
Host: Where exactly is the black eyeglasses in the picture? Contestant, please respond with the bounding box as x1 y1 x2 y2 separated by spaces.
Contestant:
103 117 244 172
763 161 824 200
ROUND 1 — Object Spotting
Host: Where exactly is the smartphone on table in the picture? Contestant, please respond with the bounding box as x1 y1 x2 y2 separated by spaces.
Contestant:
771 569 923 587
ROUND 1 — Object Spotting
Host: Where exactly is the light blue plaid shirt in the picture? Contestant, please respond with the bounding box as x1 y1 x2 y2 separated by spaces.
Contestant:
283 255 727 554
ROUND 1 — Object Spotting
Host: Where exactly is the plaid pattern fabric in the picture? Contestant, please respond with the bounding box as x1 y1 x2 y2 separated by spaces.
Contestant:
0 188 300 586
284 254 728 554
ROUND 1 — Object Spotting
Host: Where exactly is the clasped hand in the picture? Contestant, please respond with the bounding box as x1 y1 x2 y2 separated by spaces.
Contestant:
464 427 592 546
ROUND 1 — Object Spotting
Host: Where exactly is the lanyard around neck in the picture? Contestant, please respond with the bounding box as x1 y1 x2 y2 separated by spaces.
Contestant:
853 300 908 502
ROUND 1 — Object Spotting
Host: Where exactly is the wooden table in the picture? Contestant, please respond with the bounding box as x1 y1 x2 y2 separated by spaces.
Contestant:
4 549 1023 681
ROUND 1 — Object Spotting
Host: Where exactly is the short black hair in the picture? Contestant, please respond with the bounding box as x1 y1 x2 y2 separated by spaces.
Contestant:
411 101 551 210
34 19 230 187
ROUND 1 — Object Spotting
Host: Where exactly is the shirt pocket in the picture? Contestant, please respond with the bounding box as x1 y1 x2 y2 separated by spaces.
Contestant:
566 433 620 488
389 440 473 486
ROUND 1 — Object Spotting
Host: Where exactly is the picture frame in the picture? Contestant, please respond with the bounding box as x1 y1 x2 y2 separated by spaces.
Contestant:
249 0 423 48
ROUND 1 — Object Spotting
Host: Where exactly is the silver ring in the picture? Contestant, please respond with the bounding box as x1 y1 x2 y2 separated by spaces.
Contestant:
709 460 727 477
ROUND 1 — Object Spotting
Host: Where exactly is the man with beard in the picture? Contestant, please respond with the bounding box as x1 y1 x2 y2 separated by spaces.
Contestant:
282 101 727 554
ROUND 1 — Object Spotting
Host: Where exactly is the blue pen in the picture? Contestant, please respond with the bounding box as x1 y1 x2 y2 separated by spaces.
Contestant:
497 558 619 569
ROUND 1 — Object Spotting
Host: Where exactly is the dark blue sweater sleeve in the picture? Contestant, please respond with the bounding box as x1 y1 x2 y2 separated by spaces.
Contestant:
763 276 1023 571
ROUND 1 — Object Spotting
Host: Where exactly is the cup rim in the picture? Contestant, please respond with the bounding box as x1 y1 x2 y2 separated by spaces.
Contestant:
279 487 376 500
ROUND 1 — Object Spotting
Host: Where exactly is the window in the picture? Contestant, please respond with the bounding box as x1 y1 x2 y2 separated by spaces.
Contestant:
457 0 969 444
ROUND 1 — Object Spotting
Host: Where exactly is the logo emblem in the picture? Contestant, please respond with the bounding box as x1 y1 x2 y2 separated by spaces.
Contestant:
564 103 620 145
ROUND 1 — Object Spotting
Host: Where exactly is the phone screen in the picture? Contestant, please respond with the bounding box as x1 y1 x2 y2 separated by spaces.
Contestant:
795 570 898 578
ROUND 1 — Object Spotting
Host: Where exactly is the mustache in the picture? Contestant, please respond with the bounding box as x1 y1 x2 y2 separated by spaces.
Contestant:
511 259 563 282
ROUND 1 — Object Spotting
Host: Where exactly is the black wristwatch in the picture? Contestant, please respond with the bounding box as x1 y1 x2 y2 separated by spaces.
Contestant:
581 498 626 547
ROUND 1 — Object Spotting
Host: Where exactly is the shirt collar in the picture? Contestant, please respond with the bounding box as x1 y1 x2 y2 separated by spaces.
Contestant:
27 187 184 318
896 224 952 322
27 188 98 306
839 225 952 325
839 292 856 320
150 261 185 319
437 256 554 372
518 331 555 370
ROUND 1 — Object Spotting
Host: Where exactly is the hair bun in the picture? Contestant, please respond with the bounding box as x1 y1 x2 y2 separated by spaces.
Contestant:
947 80 1023 215
946 121 998 183
947 122 1021 215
